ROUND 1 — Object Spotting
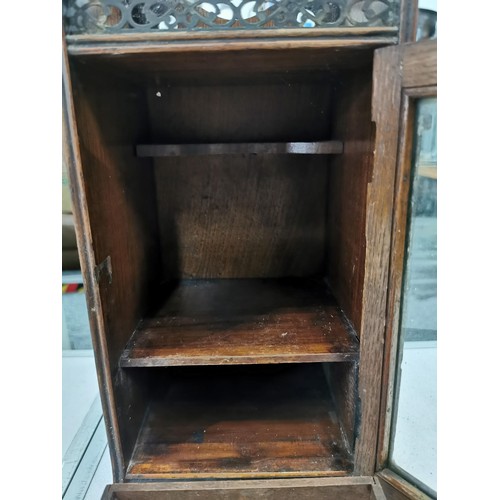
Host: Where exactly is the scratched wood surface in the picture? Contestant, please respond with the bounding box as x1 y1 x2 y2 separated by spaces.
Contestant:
70 66 162 374
324 362 359 453
327 68 373 336
136 141 343 157
102 477 380 500
64 32 413 489
354 45 402 475
120 279 359 367
377 470 432 500
67 26 398 44
402 39 437 88
68 45 377 87
149 82 333 279
67 60 163 478
398 0 418 43
67 38 397 59
127 364 353 479
376 39 437 470
105 484 373 499
64 49 126 480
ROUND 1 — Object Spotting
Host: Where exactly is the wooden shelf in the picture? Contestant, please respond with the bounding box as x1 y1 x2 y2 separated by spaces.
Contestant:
120 278 359 367
126 364 353 479
136 141 343 157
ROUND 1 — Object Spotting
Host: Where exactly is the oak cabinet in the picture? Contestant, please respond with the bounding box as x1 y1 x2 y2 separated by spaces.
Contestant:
63 2 435 496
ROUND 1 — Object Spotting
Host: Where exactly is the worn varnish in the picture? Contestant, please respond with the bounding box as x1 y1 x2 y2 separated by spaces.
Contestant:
68 45 375 86
67 38 397 58
377 469 432 500
69 65 163 472
102 477 382 500
402 39 437 88
136 141 343 157
153 156 327 278
327 68 373 335
127 364 353 479
64 29 416 487
324 362 359 453
150 81 333 279
377 40 437 470
354 44 403 475
68 26 398 45
120 279 359 367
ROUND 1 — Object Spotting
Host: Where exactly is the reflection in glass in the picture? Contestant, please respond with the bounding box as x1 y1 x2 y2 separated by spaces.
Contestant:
390 98 437 495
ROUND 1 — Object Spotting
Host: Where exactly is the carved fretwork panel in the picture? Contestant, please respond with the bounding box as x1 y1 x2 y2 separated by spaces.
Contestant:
63 0 400 34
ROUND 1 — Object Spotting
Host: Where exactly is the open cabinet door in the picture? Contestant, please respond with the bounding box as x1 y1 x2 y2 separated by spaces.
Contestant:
374 39 437 499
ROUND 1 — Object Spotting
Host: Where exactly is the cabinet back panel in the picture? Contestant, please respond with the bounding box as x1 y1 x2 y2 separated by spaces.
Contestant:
154 156 328 279
148 83 333 142
149 83 333 279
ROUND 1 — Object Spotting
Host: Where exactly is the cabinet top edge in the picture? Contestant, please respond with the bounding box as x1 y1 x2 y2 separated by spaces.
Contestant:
66 35 398 56
66 26 398 44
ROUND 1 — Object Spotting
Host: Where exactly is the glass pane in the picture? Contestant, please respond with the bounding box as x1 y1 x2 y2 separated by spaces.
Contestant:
390 97 437 494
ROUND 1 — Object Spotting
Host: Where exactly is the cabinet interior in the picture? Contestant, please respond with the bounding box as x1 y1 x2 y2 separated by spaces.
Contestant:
69 45 375 479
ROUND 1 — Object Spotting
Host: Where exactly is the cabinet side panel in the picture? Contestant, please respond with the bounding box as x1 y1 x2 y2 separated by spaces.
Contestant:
327 69 373 334
63 53 124 480
69 63 162 467
324 362 359 454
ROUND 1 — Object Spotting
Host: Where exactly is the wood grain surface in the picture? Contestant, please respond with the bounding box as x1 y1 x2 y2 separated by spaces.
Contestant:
398 0 418 43
137 141 343 157
120 278 359 367
377 469 432 500
68 45 376 86
327 68 373 335
402 39 437 88
67 37 397 57
102 476 381 500
376 93 415 470
64 29 416 488
150 82 332 279
63 46 125 480
68 61 163 477
376 40 436 470
68 26 398 45
324 362 359 453
354 44 402 475
127 364 353 479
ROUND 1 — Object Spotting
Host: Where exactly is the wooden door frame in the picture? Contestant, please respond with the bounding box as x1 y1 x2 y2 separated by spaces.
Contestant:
377 469 434 500
375 38 437 496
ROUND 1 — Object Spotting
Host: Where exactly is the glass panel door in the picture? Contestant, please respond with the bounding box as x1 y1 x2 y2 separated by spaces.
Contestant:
389 97 437 496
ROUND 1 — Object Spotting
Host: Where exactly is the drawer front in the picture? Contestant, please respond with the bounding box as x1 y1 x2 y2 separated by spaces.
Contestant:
102 477 387 499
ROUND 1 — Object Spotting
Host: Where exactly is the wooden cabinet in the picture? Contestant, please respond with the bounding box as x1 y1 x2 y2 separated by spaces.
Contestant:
63 1 435 496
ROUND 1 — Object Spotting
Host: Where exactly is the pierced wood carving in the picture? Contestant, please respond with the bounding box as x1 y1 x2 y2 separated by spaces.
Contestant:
64 0 400 34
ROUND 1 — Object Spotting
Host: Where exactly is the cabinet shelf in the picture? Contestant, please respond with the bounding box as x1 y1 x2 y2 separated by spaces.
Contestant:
126 364 353 479
136 140 343 157
120 278 359 368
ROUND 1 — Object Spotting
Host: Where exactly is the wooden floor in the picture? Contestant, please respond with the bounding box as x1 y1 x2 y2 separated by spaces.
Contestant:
127 364 353 479
121 278 359 367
